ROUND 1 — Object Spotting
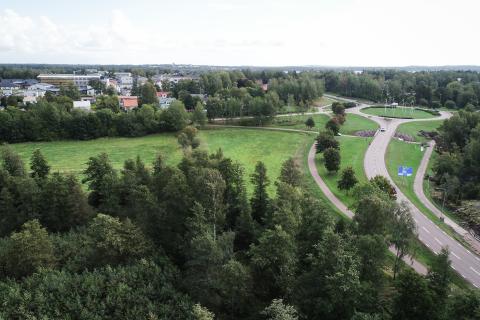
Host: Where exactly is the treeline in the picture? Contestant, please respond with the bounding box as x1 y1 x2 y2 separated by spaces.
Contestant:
433 111 480 233
0 99 198 143
323 70 480 109
169 71 324 121
0 145 478 319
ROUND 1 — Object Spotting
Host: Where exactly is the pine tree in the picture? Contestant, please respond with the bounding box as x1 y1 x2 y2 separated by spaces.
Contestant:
250 161 270 225
30 149 50 180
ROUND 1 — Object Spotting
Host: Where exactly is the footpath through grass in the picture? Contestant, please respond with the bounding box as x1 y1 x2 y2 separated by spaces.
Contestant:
362 106 437 119
396 120 445 142
8 128 312 196
315 136 371 208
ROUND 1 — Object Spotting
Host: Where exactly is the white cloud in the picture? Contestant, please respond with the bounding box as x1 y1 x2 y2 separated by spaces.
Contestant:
0 0 479 66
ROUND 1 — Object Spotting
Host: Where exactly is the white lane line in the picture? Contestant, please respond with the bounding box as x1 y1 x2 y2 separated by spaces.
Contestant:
422 226 431 234
462 274 467 279
474 283 479 288
451 265 456 270
470 267 480 276
434 237 443 245
451 252 461 260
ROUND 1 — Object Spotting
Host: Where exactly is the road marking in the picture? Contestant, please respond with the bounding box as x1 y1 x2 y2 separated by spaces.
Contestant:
470 267 480 276
451 252 461 260
462 274 467 279
451 265 456 270
474 283 479 288
422 227 431 234
425 243 431 249
434 237 443 245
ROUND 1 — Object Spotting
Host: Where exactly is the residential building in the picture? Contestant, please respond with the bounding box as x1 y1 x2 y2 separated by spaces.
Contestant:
119 96 139 111
37 73 101 87
156 91 170 98
73 100 91 111
159 97 176 109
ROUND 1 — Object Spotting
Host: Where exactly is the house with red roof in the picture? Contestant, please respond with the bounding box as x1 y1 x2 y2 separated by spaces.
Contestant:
156 91 170 98
118 96 139 111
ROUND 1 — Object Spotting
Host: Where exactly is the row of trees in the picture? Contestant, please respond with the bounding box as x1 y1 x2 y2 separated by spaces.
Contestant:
323 70 480 109
0 99 202 143
0 137 478 318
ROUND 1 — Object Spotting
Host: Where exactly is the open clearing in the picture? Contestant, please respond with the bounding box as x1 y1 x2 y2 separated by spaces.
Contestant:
361 106 438 119
7 128 313 195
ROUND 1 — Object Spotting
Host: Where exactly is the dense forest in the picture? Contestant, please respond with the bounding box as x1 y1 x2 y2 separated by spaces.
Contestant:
0 137 478 319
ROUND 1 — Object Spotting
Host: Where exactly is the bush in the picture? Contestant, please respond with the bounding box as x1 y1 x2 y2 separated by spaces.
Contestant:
444 100 456 109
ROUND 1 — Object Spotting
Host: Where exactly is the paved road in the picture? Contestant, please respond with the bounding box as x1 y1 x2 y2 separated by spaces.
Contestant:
340 100 480 288
307 143 428 275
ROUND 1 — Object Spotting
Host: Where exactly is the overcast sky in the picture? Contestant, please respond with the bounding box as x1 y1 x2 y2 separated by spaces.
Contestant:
0 0 478 66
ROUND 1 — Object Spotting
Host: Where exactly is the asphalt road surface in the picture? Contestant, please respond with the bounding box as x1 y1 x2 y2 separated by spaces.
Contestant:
337 98 480 288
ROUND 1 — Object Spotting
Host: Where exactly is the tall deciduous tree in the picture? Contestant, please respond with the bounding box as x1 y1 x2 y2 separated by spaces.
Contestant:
390 202 416 279
324 147 341 173
279 157 302 187
139 82 158 105
4 219 55 278
316 131 339 153
337 166 358 192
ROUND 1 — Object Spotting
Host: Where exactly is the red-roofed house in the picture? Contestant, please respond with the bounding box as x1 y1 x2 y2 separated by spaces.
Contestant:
156 91 170 98
119 96 139 111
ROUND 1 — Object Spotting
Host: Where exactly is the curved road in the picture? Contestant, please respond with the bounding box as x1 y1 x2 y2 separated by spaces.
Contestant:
328 95 480 287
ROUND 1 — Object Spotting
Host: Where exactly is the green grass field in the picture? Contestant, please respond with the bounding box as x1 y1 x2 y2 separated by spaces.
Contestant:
341 113 379 135
315 136 371 207
269 113 378 135
270 114 330 131
361 107 437 119
396 120 445 142
7 128 314 195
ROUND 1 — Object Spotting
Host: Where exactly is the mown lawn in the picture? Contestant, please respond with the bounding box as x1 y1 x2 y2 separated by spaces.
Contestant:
361 107 437 119
270 114 330 131
342 113 379 135
315 136 371 207
396 120 445 142
270 113 378 135
7 128 314 195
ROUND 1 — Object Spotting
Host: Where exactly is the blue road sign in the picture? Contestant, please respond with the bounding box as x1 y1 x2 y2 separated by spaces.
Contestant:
398 166 413 177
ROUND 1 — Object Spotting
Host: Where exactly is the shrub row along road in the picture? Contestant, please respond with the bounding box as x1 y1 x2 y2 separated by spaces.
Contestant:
327 94 480 288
